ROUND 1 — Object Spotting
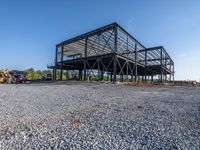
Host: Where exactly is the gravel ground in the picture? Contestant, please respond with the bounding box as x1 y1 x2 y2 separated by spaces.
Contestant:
0 81 199 150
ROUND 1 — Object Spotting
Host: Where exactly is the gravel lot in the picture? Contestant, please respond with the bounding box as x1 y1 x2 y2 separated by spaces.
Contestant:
0 81 199 149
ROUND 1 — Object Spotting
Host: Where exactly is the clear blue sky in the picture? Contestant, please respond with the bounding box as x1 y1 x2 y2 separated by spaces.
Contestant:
0 0 200 81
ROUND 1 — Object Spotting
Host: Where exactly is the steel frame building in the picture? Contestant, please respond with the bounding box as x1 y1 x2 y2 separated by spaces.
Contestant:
48 23 174 82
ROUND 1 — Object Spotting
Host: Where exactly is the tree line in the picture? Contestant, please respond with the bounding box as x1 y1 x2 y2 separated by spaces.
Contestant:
25 68 70 80
25 68 50 80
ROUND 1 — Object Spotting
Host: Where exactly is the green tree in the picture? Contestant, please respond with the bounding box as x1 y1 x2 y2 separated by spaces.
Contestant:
25 68 35 80
35 70 44 79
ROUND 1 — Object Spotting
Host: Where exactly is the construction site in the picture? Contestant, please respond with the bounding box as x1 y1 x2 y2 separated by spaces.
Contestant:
1 0 200 148
0 23 199 150
48 23 174 83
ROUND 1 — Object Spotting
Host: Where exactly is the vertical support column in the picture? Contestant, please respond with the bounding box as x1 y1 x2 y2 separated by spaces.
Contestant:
160 48 163 83
169 59 172 82
54 46 58 80
84 37 88 80
126 61 129 81
135 43 138 82
131 63 133 81
145 49 147 82
126 37 129 82
97 58 100 81
151 75 153 82
165 53 167 82
60 45 64 80
173 62 175 82
110 72 113 82
113 26 118 82
52 69 55 80
66 70 68 80
101 69 104 80
131 72 133 82
79 70 82 80
121 74 124 82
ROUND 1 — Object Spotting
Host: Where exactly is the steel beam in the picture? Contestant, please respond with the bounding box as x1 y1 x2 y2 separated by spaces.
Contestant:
57 23 116 47
117 24 146 49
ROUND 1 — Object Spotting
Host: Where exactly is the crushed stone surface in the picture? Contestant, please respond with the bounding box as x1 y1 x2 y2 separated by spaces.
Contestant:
0 81 199 149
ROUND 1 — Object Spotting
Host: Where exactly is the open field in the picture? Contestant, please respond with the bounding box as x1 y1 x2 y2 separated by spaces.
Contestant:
0 81 199 149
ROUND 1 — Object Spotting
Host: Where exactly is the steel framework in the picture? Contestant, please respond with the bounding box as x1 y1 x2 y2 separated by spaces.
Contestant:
48 23 174 82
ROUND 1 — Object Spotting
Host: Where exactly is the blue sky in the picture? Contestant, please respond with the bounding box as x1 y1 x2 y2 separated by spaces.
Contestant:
0 0 200 81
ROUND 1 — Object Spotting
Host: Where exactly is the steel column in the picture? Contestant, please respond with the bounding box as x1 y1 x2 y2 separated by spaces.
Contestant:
126 61 129 81
160 49 163 83
151 75 153 82
97 58 100 80
135 43 138 82
54 46 58 80
121 74 124 82
60 45 64 80
110 72 113 82
173 63 175 82
145 49 147 82
101 69 104 80
79 70 82 80
84 37 88 80
113 25 117 82
107 72 109 81
170 60 172 82
66 70 68 80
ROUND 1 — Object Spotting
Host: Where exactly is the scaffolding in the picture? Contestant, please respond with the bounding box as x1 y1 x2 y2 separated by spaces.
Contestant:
48 23 174 82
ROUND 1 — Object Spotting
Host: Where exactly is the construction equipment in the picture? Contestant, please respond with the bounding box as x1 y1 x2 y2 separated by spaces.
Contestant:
12 70 27 83
0 72 5 83
0 69 26 84
0 69 15 83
